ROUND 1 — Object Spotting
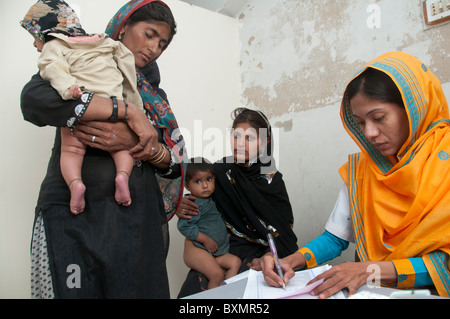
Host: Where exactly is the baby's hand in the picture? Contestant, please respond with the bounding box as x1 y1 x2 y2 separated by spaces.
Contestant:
69 85 82 98
203 237 218 254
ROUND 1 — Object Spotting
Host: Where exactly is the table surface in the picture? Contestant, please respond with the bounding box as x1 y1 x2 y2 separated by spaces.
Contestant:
183 276 445 299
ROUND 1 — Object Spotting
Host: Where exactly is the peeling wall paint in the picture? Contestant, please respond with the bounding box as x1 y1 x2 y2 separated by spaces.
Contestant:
238 0 450 118
236 0 450 257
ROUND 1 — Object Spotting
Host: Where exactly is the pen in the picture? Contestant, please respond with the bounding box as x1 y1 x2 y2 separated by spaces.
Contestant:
267 233 286 290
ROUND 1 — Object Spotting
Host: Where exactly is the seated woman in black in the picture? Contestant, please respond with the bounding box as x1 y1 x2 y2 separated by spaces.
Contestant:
176 108 298 297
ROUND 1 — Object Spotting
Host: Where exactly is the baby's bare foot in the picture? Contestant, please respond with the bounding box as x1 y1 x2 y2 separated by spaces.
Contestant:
115 171 131 206
69 178 86 215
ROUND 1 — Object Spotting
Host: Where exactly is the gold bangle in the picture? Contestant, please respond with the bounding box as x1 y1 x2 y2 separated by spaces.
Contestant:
148 144 163 160
148 144 166 164
153 147 167 164
151 150 166 164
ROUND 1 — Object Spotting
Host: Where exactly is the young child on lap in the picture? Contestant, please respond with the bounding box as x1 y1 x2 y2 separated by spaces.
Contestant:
177 157 241 289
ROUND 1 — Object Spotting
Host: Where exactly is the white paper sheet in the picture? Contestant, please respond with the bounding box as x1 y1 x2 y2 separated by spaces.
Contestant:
243 264 345 299
223 270 250 284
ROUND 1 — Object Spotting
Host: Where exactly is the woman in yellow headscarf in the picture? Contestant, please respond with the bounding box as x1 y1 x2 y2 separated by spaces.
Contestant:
260 51 450 298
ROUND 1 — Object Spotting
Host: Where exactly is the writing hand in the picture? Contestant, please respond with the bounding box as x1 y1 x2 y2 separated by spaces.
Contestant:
260 254 295 288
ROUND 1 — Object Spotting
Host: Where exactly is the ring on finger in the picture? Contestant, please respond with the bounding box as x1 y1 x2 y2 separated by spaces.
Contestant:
92 135 96 143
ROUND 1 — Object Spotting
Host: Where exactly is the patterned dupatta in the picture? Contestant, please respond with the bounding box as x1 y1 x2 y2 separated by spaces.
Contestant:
106 0 187 220
340 51 450 297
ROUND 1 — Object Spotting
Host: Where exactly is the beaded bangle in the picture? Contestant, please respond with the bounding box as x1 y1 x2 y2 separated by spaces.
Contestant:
67 91 94 130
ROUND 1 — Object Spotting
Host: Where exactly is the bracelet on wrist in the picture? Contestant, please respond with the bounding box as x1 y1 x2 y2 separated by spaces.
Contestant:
67 91 94 130
109 96 118 121
148 144 166 164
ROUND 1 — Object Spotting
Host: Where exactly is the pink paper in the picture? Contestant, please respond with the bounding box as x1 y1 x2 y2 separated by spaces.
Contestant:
277 279 324 299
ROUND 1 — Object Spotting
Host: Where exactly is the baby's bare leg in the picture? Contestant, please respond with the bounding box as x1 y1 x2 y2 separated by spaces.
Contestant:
111 150 134 206
60 127 86 215
183 239 225 289
216 253 242 279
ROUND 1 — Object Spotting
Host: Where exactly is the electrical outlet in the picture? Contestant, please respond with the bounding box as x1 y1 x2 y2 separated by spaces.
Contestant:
423 0 450 26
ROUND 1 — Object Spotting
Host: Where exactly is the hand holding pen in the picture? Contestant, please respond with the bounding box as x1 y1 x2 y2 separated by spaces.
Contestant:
267 233 286 290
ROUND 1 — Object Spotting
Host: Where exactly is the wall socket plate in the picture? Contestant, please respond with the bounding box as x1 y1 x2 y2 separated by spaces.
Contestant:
423 0 450 26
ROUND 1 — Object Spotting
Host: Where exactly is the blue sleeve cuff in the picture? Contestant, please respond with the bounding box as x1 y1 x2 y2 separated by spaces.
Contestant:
304 230 349 265
410 257 433 287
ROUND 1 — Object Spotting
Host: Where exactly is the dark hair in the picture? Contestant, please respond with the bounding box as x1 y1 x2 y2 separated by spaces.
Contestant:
232 107 271 143
232 107 273 159
345 68 404 108
126 2 177 48
185 157 214 184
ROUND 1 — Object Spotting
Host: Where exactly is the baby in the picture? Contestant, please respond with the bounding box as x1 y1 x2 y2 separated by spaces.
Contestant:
177 157 242 289
21 0 143 214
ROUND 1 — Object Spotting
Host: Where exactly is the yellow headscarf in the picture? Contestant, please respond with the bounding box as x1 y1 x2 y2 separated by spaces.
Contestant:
339 51 450 297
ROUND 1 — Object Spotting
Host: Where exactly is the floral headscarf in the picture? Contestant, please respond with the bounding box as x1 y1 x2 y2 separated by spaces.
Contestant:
106 0 187 220
105 0 169 41
20 0 86 43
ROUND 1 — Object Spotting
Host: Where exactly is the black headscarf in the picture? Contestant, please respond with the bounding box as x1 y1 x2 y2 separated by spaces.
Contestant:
213 133 298 258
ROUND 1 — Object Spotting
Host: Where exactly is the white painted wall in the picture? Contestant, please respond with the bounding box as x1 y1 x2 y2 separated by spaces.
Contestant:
160 0 241 298
0 0 240 298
